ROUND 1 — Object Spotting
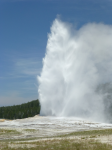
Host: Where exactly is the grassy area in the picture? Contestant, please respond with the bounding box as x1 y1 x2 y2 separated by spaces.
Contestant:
0 138 112 150
0 128 20 136
59 128 112 137
23 129 37 132
0 128 112 150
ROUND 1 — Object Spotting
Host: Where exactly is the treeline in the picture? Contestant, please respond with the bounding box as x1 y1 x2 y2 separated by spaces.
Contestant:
0 99 40 120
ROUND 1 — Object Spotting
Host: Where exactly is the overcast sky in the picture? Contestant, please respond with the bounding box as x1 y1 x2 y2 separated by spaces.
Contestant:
0 0 112 106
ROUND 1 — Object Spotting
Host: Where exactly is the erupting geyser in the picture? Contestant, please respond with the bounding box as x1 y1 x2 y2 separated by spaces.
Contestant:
38 19 112 122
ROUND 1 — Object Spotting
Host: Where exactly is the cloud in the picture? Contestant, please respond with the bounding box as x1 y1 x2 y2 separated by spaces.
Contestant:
1 58 42 79
0 57 41 106
14 58 42 77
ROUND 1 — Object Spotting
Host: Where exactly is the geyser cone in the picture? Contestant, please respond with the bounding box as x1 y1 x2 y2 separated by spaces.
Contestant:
38 19 112 122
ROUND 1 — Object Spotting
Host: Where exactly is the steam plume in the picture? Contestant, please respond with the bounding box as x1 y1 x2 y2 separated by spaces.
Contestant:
38 19 112 122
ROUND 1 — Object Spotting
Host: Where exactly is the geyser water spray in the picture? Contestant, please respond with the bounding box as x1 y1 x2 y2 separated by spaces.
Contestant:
38 19 112 122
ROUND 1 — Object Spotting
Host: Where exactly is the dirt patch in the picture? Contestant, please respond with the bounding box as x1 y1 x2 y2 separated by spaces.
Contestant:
94 135 112 145
0 120 5 122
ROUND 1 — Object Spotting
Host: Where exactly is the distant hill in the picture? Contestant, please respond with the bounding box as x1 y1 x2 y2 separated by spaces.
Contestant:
0 99 40 120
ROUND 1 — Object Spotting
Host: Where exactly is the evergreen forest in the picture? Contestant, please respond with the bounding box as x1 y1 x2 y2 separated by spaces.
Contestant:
0 99 40 120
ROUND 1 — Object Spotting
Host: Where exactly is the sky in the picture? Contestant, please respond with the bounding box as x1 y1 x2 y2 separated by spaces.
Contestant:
0 0 112 106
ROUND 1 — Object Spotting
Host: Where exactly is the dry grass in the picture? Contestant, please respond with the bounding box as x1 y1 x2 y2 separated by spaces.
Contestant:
23 129 36 132
0 128 112 150
0 138 112 150
0 128 20 136
59 129 112 137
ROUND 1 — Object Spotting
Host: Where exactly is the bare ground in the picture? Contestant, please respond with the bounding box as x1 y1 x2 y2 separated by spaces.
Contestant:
0 116 112 149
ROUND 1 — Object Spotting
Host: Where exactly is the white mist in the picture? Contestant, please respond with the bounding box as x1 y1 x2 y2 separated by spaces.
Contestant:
38 19 112 122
